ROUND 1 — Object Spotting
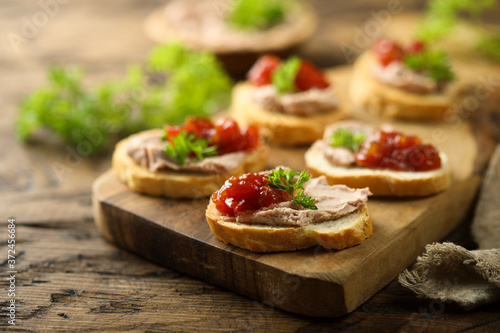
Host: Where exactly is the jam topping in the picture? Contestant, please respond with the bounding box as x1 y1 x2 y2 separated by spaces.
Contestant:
165 117 260 155
372 38 426 67
247 55 330 91
355 130 441 171
212 173 291 217
247 55 282 87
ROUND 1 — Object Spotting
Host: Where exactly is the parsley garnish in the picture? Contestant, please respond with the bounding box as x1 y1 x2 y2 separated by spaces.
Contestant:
418 0 500 61
227 0 290 31
271 57 301 94
329 128 366 152
164 131 218 166
16 43 232 154
403 50 455 83
266 168 318 210
477 34 500 61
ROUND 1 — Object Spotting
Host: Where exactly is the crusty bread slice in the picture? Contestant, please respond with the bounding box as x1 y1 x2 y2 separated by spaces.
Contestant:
112 129 270 198
231 82 348 146
350 51 457 121
305 144 451 196
144 0 317 54
206 200 372 252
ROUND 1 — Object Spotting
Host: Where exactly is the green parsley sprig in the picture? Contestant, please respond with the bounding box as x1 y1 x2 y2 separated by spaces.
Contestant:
271 57 301 94
16 43 232 154
227 0 290 31
477 34 500 60
266 168 318 210
329 128 366 152
418 0 500 61
403 50 455 83
164 131 218 166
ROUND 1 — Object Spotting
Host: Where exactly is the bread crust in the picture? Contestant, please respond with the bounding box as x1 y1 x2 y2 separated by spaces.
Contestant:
350 51 457 121
231 82 348 146
206 200 372 252
112 129 270 198
305 144 451 196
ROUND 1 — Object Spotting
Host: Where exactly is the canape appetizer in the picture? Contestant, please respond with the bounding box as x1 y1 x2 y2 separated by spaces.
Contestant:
350 38 457 120
231 55 348 146
113 117 269 198
206 168 372 252
144 0 317 75
305 121 451 196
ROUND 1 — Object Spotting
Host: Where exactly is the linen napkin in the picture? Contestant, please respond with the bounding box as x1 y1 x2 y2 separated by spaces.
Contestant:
398 144 500 309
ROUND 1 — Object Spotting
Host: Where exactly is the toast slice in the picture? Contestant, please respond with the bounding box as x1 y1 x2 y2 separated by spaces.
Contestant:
350 51 457 121
112 129 270 198
206 200 372 252
231 82 348 146
305 143 451 196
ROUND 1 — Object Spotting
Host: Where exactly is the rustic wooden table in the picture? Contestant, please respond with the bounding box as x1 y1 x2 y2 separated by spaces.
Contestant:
1 0 499 331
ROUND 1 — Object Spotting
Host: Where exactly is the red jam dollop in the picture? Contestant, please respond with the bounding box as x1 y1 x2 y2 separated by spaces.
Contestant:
212 173 291 217
372 39 426 67
165 117 260 155
355 131 441 171
247 55 330 91
247 55 282 87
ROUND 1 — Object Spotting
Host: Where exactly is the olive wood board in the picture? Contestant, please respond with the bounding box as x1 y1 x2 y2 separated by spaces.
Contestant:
92 112 485 317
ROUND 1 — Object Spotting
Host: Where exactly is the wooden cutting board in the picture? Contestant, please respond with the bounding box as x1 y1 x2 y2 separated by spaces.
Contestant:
92 67 488 317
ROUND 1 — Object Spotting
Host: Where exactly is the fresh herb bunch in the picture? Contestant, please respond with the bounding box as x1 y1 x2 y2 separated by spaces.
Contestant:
418 0 500 61
16 43 232 154
17 67 134 153
403 50 455 83
329 128 366 152
227 0 290 31
271 57 301 94
477 34 500 60
164 131 218 166
266 168 318 210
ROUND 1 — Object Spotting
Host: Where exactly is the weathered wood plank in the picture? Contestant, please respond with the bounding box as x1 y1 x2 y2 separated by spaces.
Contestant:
92 94 485 317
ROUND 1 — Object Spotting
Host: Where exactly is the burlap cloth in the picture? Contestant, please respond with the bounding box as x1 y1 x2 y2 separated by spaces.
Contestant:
399 145 500 309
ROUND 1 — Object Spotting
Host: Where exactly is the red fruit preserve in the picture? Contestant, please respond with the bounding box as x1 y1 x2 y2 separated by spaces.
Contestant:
355 131 441 171
165 117 260 155
248 55 330 92
212 173 291 216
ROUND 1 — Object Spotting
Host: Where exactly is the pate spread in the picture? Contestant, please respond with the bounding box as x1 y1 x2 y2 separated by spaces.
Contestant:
252 85 338 116
314 122 375 167
223 176 370 227
126 130 246 174
371 61 439 94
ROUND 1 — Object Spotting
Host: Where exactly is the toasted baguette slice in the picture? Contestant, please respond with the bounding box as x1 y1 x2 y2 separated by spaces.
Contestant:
231 82 348 146
112 129 270 198
305 144 451 196
144 0 317 54
206 200 372 252
350 51 457 121
205 200 373 252
144 0 317 76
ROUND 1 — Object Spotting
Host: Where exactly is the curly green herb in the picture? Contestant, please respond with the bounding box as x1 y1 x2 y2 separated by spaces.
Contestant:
271 57 301 94
164 131 218 166
227 0 290 31
266 168 318 210
418 0 500 61
329 128 366 152
16 43 232 154
403 50 455 83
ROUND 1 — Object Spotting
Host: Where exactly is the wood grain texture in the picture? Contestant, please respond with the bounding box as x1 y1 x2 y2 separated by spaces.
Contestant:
93 76 484 316
2 0 500 331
